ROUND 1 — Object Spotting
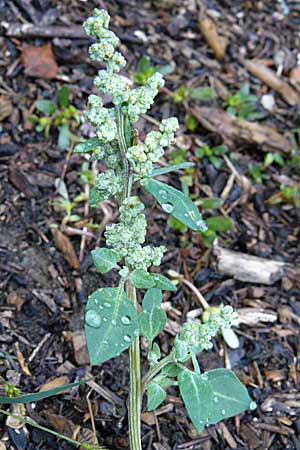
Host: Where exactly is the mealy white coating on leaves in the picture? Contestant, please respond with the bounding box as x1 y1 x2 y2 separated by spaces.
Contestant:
95 170 123 201
105 197 166 271
175 306 238 358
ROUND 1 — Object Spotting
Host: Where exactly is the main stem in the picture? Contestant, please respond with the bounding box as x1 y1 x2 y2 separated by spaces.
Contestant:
116 107 142 450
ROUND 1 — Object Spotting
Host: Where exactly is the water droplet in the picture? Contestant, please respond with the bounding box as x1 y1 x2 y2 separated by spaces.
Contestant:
121 315 131 325
104 302 111 308
103 317 107 322
221 409 226 415
123 335 131 342
112 319 117 326
133 329 139 336
94 299 98 305
162 203 174 213
184 213 188 217
201 373 208 381
199 420 203 424
250 401 257 411
85 310 101 328
213 396 218 403
159 189 167 198
102 340 108 345
99 305 104 310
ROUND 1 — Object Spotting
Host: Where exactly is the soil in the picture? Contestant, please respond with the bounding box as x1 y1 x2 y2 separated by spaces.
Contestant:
0 1 299 450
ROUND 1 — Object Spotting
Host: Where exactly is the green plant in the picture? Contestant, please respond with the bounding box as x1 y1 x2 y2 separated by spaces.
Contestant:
132 56 174 85
71 10 256 449
226 84 264 120
30 85 80 150
267 183 300 207
249 152 285 184
196 144 228 169
173 85 216 103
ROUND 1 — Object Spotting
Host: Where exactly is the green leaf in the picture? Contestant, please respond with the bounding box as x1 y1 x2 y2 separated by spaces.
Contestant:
85 286 139 365
178 369 213 432
167 217 188 233
205 368 254 424
149 162 195 177
209 155 222 169
188 87 216 101
36 100 57 114
58 124 70 150
201 229 217 247
151 273 176 291
91 248 120 273
142 288 163 312
147 382 166 411
0 379 89 404
142 178 207 232
58 86 70 109
162 363 183 377
129 270 155 289
139 307 166 345
89 188 103 208
73 137 101 153
206 216 233 232
198 198 223 209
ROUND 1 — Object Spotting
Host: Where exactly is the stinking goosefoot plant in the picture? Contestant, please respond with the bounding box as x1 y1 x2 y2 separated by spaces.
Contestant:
74 9 256 450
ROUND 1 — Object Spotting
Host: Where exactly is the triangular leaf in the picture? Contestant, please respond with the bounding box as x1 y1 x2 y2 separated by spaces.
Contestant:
142 178 207 232
129 270 155 289
85 286 139 365
91 248 120 273
147 382 166 411
178 369 213 432
73 137 101 153
139 307 166 345
142 288 162 312
151 273 176 291
205 368 255 424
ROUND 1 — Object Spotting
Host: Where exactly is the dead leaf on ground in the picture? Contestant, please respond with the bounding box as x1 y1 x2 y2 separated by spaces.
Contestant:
43 411 77 438
21 42 58 79
0 95 13 121
39 375 69 392
198 16 227 60
52 228 80 269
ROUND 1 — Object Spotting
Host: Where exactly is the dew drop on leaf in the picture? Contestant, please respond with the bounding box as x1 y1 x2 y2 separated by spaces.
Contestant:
104 302 111 308
250 401 257 410
121 315 131 325
99 305 103 310
112 319 117 326
133 329 139 336
123 335 131 342
85 310 101 328
103 317 107 322
221 409 226 415
162 203 174 213
214 396 218 403
159 189 167 198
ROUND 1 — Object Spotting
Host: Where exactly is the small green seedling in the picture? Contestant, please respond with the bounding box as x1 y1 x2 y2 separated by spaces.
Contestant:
72 12 255 449
173 85 216 104
267 183 300 208
132 56 174 85
249 152 285 184
226 84 264 120
196 144 228 169
30 85 80 150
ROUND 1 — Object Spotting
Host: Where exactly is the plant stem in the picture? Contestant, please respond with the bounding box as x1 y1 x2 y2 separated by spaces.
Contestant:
116 107 142 450
142 353 174 392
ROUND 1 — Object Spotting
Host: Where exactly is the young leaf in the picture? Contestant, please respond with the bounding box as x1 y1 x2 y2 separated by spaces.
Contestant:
151 273 176 291
0 379 89 404
58 124 70 150
36 99 57 114
142 288 163 312
89 188 103 208
85 286 139 365
139 307 166 345
178 369 213 432
206 216 233 232
197 198 223 209
205 368 255 424
129 269 155 289
73 137 101 153
149 162 195 177
91 248 120 273
58 85 70 109
142 178 207 232
147 382 166 411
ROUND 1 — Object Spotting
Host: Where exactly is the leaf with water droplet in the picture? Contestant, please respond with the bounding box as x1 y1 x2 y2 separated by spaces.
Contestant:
149 162 195 177
178 368 213 432
142 178 207 232
129 269 155 289
151 274 176 291
205 368 254 425
142 288 162 313
85 285 139 365
91 248 120 273
139 307 167 347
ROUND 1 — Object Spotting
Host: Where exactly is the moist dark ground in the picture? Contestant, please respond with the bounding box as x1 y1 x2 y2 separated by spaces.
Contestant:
0 1 300 449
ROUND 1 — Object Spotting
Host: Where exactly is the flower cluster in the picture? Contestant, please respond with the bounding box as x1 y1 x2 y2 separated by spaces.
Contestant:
105 197 165 271
95 170 123 201
175 306 238 358
127 117 179 177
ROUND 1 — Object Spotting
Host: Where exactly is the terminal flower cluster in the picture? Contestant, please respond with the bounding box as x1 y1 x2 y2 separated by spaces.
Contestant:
105 196 165 271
